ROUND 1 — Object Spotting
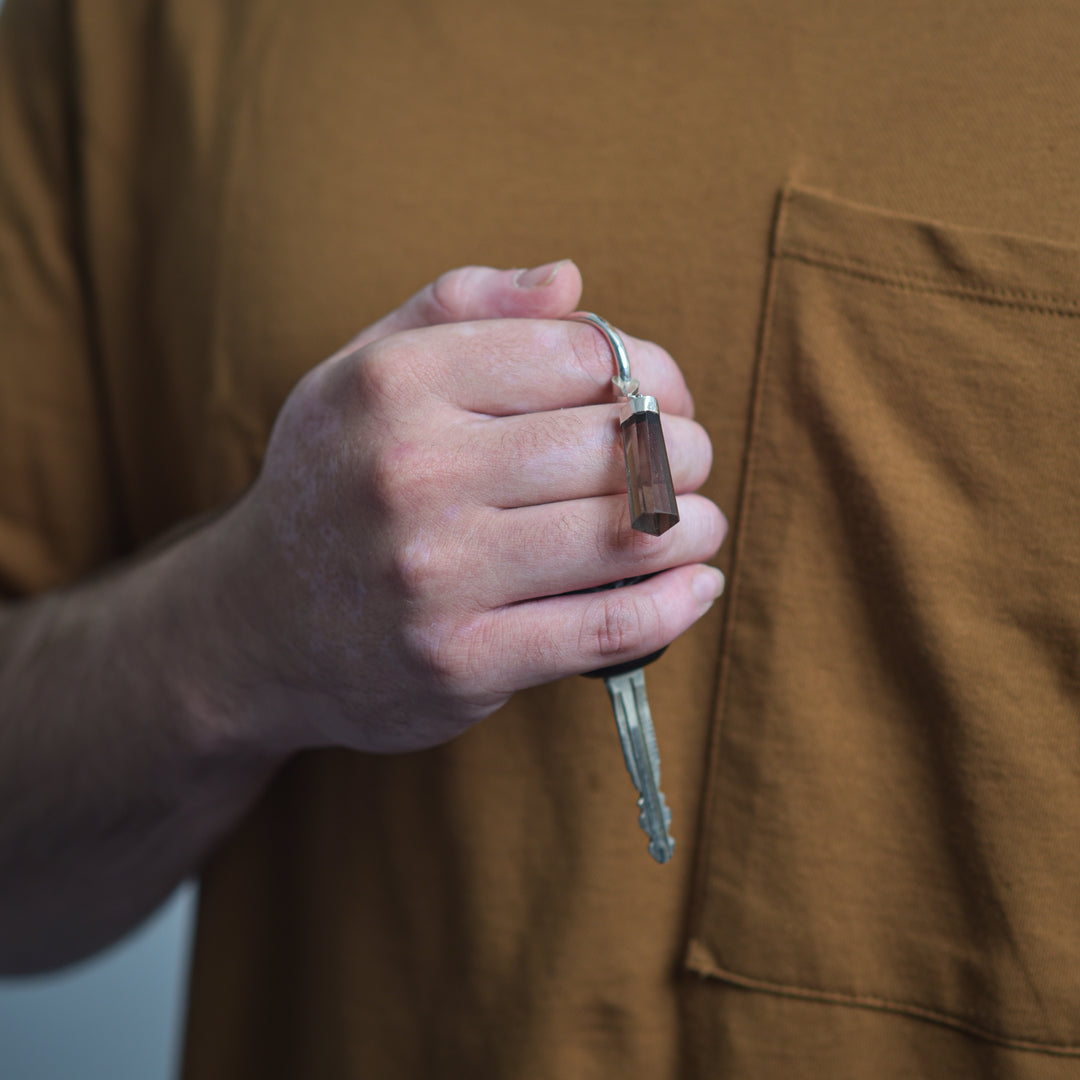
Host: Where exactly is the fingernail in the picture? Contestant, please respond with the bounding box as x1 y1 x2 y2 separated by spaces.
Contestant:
514 260 565 289
693 567 726 607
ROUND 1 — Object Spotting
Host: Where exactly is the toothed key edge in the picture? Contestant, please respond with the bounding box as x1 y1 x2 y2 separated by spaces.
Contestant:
605 671 675 864
625 670 675 861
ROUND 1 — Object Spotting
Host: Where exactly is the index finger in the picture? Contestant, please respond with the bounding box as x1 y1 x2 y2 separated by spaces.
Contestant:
379 318 696 418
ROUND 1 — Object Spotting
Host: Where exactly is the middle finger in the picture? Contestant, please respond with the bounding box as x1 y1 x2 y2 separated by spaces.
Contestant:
456 405 713 509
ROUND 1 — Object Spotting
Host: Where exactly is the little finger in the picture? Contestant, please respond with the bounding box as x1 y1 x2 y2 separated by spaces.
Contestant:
466 563 726 694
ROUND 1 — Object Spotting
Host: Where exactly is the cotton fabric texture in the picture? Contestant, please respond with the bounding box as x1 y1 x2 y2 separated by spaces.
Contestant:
2 1 1079 1076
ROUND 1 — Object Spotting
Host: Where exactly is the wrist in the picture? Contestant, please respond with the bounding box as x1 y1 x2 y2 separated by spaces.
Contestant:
112 504 299 768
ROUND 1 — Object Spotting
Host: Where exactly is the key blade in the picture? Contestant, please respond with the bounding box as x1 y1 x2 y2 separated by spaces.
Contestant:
606 671 647 792
605 669 675 864
626 670 675 863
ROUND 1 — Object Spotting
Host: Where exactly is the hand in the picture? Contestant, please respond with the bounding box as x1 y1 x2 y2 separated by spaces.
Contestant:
214 263 727 753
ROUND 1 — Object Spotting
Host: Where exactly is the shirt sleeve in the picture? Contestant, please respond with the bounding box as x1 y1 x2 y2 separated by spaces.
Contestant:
0 0 123 598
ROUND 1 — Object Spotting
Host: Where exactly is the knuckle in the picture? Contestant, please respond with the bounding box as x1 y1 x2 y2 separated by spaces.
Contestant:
566 324 616 388
518 623 562 680
350 336 413 406
496 418 546 466
585 592 657 660
596 506 668 567
496 412 579 468
404 618 458 684
535 505 586 557
405 614 489 700
427 267 479 322
391 534 444 600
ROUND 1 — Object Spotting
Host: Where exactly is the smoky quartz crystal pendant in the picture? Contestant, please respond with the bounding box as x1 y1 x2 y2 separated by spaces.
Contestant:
568 311 681 537
621 396 679 536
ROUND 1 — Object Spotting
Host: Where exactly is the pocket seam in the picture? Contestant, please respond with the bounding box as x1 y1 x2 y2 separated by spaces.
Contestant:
686 940 1080 1057
684 186 794 969
781 247 1080 318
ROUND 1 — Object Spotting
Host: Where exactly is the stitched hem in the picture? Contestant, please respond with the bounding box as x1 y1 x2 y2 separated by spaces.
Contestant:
779 247 1080 319
685 940 1080 1057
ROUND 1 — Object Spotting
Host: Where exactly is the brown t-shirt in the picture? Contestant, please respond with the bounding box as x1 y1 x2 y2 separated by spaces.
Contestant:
3 1 1080 1076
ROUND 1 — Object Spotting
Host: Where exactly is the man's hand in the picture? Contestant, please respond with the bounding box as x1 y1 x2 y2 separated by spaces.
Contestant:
0 260 725 970
213 263 726 753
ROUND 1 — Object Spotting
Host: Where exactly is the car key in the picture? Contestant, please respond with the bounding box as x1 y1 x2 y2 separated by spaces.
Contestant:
567 313 681 863
585 644 675 863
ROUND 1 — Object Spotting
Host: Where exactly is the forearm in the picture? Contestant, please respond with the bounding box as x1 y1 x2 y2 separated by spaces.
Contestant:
0 518 284 973
0 264 726 971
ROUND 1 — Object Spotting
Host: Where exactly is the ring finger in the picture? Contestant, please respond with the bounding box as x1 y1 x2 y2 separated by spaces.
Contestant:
463 492 727 608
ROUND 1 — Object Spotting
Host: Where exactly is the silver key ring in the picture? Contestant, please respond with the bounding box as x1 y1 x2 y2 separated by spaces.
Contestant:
567 312 638 397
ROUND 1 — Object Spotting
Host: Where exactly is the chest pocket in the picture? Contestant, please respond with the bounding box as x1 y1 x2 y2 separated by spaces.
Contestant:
686 185 1080 1052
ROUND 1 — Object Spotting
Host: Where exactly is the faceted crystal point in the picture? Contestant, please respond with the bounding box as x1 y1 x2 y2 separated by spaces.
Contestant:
621 408 679 536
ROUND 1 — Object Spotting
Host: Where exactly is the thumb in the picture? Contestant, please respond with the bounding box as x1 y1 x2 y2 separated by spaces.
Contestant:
344 261 583 352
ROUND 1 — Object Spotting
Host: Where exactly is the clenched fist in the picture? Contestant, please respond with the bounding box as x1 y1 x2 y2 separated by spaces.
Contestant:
213 262 726 753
